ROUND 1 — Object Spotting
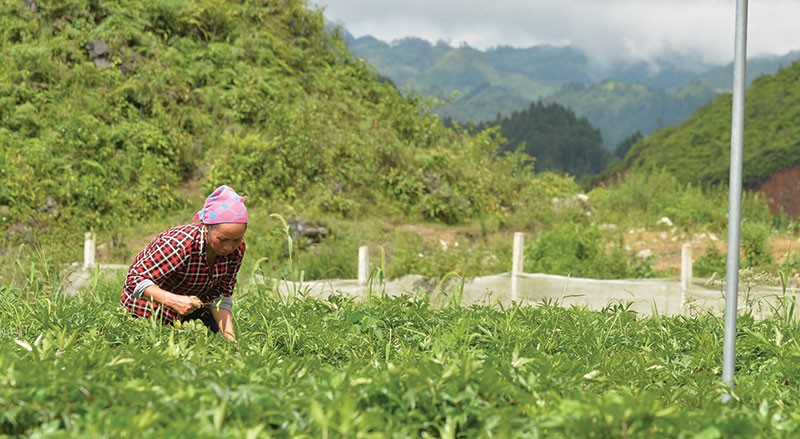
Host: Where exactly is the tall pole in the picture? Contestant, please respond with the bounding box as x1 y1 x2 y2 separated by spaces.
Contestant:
722 0 748 403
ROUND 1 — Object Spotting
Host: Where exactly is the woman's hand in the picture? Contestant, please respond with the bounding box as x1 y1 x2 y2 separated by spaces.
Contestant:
223 330 239 349
170 294 204 315
143 285 202 315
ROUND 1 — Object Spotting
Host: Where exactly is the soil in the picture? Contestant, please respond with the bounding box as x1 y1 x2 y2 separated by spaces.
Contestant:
759 163 800 217
623 228 800 275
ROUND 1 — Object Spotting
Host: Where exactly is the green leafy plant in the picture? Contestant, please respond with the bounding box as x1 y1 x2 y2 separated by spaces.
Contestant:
4 280 800 437
527 223 653 279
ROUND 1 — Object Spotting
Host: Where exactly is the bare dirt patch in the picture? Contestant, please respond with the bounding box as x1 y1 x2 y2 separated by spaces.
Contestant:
624 228 800 275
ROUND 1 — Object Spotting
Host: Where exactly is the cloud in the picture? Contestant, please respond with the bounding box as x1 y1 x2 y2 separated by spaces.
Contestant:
314 0 800 65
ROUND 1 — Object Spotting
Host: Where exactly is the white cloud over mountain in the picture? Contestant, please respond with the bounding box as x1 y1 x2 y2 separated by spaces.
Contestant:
314 0 800 65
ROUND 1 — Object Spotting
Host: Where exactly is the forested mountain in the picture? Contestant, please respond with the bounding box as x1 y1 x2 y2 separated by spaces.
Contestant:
342 32 800 149
619 60 800 213
477 101 610 178
696 50 800 91
548 81 717 153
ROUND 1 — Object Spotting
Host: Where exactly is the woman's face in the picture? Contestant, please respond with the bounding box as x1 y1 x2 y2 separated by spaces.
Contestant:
205 223 247 256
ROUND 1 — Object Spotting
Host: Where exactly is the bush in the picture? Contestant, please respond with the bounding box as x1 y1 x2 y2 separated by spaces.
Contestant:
694 245 727 278
527 223 653 279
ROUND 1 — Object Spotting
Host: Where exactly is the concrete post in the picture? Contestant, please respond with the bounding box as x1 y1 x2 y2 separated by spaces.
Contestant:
358 246 369 286
511 232 524 301
681 243 693 309
83 232 96 270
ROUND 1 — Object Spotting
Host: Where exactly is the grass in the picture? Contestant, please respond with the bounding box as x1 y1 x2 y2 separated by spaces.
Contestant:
3 273 800 437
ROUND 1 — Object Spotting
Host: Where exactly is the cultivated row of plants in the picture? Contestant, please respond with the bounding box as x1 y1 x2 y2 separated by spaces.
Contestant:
3 271 800 437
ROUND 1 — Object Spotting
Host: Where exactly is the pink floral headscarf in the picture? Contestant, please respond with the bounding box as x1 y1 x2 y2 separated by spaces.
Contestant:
193 185 248 225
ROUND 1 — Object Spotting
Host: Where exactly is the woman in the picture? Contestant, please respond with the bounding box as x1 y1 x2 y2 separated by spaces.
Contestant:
120 185 248 344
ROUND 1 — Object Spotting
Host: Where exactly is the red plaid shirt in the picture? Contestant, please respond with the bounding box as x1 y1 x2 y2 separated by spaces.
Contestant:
120 224 245 324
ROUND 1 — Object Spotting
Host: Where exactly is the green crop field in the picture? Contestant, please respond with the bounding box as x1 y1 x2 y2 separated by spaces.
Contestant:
3 273 800 438
4 1 800 437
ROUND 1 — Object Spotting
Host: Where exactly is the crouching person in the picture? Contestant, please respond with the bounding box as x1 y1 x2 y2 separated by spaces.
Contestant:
120 185 248 345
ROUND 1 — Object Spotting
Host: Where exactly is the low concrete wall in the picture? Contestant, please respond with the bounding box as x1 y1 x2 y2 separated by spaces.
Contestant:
253 272 799 318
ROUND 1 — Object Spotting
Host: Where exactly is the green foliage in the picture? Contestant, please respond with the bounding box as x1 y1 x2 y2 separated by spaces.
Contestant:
694 222 780 278
694 245 727 278
590 170 725 231
550 80 717 149
624 61 800 188
1 0 557 255
589 169 775 235
613 130 643 159
479 100 611 178
241 212 512 282
742 221 776 270
232 168 593 284
5 283 800 436
527 223 655 279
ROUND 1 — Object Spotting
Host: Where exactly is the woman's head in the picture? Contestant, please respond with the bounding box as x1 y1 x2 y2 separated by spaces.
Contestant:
206 222 246 256
193 185 248 225
193 185 248 256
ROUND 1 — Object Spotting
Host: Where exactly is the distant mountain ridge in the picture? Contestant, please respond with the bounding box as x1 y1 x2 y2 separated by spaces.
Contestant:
341 30 800 149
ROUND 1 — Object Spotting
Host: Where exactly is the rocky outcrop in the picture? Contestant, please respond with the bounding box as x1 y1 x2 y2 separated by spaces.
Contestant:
759 164 800 217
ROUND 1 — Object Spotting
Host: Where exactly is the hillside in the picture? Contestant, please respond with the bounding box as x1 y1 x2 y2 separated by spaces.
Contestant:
1 0 568 250
547 81 717 151
3 0 798 289
621 61 800 215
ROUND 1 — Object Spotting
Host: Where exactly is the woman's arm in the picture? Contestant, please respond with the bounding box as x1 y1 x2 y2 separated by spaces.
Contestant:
142 285 202 315
211 307 237 345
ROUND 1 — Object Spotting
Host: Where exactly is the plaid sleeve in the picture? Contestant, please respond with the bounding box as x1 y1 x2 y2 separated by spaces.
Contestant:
126 231 192 296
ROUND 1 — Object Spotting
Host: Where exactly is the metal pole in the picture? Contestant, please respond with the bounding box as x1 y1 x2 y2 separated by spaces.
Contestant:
722 0 748 403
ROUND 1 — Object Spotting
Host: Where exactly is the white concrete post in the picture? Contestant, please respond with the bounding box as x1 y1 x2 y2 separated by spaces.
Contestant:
511 232 524 301
358 246 369 286
83 232 96 269
680 243 693 309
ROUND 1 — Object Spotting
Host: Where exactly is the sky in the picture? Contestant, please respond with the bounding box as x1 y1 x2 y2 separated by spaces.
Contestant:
312 0 800 66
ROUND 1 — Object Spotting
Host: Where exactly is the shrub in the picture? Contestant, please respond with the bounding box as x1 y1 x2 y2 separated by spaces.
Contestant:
527 223 650 279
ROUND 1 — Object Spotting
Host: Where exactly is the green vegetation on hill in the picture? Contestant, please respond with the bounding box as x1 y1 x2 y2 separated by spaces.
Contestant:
345 36 452 85
345 36 564 123
478 101 611 178
344 34 800 159
0 0 570 250
697 51 800 92
548 80 717 150
343 35 728 150
622 61 800 188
